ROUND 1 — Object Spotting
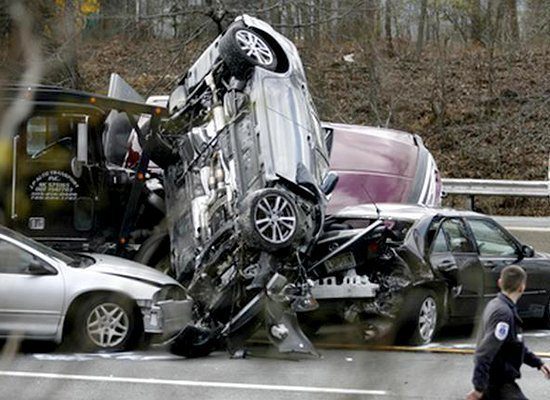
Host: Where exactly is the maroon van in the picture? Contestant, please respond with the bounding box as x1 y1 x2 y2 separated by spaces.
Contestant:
323 122 442 213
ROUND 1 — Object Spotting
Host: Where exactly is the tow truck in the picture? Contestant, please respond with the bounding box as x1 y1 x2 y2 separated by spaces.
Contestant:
0 78 170 267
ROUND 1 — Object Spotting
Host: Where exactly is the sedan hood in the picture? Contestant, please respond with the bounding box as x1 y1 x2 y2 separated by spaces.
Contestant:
87 254 177 287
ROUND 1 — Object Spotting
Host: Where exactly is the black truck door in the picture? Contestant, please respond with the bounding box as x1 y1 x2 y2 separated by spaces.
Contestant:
11 114 95 240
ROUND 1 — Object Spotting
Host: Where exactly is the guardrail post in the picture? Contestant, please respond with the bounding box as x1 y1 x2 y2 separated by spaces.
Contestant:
468 195 475 211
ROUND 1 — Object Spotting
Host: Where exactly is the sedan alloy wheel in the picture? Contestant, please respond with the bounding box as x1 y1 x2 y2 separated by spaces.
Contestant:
86 302 130 348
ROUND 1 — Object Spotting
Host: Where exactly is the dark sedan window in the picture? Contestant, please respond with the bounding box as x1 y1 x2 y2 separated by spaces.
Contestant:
468 219 518 257
0 239 35 274
431 228 449 253
441 219 475 253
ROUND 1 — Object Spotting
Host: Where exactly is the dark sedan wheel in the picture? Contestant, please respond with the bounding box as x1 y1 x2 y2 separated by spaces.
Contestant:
415 296 438 344
69 295 140 352
397 290 439 346
219 25 277 78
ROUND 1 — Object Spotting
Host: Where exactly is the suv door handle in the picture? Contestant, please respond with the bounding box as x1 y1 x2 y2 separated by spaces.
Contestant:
483 260 496 268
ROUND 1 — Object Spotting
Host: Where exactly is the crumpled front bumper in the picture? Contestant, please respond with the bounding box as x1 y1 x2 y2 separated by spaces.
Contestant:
141 299 193 340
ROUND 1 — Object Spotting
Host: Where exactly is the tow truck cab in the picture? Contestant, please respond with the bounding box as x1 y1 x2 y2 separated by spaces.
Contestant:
0 85 167 254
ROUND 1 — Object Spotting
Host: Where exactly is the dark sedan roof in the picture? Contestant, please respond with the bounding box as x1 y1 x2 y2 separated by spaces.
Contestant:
334 203 483 221
0 84 168 117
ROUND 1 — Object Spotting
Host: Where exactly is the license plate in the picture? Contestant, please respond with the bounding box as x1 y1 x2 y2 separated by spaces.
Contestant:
324 252 356 273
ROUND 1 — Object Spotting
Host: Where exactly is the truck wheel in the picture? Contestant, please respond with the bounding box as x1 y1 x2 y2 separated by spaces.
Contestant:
219 25 277 78
154 254 174 277
297 313 324 337
169 325 215 358
69 295 140 352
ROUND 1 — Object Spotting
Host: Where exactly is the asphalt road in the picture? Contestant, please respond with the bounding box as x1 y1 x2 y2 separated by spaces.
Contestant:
2 326 550 400
2 216 549 399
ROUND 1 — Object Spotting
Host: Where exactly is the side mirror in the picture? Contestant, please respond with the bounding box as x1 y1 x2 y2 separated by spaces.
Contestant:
521 245 535 258
28 257 55 275
77 122 89 164
323 127 334 156
321 171 339 195
72 122 88 178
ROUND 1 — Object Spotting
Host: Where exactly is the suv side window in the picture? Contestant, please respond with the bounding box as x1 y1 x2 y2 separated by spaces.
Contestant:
0 239 35 274
441 218 475 253
468 219 518 257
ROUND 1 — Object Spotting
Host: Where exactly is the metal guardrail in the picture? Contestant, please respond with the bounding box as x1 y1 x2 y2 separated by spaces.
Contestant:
442 178 550 197
442 155 550 199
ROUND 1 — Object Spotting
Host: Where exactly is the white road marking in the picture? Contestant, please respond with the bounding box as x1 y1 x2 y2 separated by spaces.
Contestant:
32 352 181 362
522 331 550 338
447 344 475 349
504 226 550 232
0 370 389 396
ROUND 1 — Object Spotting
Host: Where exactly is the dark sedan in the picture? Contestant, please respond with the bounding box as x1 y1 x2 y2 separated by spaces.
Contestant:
307 204 550 345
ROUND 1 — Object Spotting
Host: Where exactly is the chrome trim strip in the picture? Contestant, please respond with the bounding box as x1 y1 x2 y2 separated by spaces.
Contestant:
11 135 19 219
0 309 59 315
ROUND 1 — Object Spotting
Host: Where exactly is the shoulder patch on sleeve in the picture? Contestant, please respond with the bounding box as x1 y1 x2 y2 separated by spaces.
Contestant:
494 322 509 341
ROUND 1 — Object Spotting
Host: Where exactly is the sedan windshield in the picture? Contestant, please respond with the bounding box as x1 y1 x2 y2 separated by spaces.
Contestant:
0 226 74 264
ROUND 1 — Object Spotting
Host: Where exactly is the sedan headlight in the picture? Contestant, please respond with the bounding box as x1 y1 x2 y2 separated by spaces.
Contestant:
153 284 188 303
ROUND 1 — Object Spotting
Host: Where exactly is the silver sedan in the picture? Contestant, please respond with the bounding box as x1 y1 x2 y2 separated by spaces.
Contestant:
0 226 192 351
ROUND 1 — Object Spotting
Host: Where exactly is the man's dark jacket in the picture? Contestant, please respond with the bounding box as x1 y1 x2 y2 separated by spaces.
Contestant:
472 292 543 392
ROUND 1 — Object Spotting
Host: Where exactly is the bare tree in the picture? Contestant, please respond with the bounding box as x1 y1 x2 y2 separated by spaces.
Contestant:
60 0 82 88
506 0 520 42
384 0 394 56
470 0 483 44
416 0 428 56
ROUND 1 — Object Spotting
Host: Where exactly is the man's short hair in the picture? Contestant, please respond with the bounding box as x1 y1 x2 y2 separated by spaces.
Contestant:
500 265 527 293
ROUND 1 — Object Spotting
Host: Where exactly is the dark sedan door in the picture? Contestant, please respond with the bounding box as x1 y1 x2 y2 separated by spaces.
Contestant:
429 218 484 319
466 217 549 319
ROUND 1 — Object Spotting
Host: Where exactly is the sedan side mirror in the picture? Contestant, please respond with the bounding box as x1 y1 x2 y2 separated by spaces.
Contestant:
28 258 56 275
521 245 535 258
321 171 339 195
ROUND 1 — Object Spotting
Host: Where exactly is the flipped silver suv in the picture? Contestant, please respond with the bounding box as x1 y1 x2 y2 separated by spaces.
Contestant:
152 15 334 356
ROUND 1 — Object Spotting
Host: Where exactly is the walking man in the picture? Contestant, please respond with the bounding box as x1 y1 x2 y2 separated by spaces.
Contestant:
466 265 550 399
